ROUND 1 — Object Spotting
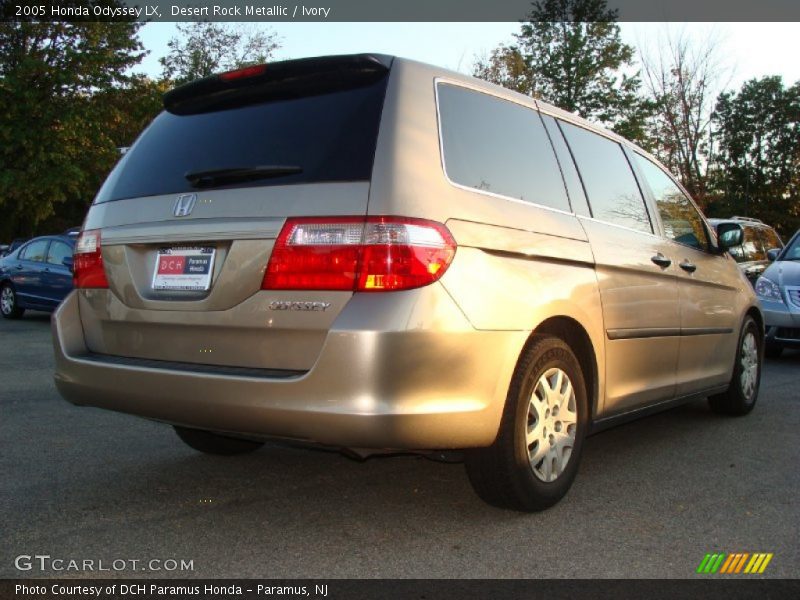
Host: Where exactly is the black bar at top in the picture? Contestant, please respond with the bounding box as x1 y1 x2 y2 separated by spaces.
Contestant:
3 0 800 23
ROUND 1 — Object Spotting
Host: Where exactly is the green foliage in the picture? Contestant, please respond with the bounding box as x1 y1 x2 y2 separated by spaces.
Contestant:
473 45 533 96
36 75 168 233
473 0 652 144
159 23 280 85
0 17 284 240
0 13 146 239
707 77 800 236
91 75 168 148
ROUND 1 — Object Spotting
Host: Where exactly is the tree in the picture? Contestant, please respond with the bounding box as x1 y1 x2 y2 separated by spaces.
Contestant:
639 30 727 206
35 74 169 233
0 15 146 239
707 77 800 236
473 44 534 96
91 75 168 149
473 0 652 143
159 22 280 85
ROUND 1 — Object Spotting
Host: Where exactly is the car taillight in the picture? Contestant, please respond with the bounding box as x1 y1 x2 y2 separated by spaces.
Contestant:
73 229 109 289
262 217 457 292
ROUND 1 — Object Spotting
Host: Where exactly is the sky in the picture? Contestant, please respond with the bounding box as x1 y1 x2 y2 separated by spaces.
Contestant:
137 22 800 94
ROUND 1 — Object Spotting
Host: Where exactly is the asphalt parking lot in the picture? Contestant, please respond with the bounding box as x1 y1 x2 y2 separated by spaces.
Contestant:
1 311 798 579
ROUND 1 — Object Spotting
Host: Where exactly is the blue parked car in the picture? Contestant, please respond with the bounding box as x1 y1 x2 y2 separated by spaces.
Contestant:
0 232 77 319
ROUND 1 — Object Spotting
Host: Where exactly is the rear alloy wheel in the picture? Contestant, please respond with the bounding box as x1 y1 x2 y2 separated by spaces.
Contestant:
0 283 24 319
526 367 579 483
709 316 762 416
465 335 588 511
174 426 264 455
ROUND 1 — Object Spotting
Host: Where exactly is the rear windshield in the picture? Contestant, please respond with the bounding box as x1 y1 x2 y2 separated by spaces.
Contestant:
94 75 389 203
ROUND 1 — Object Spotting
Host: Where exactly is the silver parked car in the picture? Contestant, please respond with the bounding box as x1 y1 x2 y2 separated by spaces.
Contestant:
756 229 800 357
52 54 762 511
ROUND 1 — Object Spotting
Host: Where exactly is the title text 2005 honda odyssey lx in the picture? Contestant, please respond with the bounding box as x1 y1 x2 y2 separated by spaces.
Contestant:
53 54 763 511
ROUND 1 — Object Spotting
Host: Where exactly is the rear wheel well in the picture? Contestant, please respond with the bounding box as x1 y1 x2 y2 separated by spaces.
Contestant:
528 317 598 421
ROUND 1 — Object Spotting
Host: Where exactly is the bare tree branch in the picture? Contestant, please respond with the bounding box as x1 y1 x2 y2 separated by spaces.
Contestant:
639 26 731 206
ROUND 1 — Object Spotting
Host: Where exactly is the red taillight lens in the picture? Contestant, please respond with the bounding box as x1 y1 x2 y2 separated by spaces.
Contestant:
262 217 457 292
73 229 109 289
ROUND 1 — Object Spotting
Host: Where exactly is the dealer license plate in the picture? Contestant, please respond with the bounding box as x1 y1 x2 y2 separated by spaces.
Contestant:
152 247 216 291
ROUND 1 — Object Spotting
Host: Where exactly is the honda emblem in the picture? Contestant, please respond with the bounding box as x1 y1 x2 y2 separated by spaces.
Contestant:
173 193 197 217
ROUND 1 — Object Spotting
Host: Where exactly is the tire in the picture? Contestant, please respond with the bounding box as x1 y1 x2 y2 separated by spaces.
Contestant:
465 335 588 512
174 426 264 455
0 282 25 319
764 342 783 359
708 316 762 416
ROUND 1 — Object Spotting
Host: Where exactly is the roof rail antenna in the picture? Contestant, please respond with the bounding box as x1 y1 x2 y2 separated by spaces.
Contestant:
730 215 763 223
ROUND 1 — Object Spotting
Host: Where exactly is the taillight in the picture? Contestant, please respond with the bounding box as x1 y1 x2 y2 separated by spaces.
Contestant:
262 217 457 292
73 229 109 289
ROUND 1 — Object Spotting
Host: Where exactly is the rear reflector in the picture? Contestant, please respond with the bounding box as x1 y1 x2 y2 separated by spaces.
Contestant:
262 217 457 292
73 229 109 289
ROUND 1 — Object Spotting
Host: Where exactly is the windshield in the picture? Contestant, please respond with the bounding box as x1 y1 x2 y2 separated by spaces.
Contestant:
94 74 389 203
781 233 800 260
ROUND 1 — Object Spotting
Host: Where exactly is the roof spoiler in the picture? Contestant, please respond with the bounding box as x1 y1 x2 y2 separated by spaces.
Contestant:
163 54 394 115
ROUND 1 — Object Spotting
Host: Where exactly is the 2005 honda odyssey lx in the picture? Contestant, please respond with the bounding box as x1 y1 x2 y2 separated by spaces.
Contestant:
53 54 763 511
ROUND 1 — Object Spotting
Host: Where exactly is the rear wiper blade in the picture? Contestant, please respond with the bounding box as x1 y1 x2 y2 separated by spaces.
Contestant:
185 165 302 188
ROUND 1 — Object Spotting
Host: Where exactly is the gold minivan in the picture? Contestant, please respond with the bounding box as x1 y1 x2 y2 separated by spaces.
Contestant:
52 54 763 511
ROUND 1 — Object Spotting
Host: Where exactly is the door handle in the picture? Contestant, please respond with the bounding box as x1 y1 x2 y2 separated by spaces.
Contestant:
651 253 672 268
679 260 697 273
15 264 23 270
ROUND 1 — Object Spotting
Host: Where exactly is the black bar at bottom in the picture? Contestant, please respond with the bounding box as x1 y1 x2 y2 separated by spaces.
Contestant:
2 579 799 600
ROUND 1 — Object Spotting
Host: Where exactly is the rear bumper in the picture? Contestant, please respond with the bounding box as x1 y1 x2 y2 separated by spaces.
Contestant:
52 291 524 450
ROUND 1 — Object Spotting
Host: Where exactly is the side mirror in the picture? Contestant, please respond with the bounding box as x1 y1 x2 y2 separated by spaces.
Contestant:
766 248 781 262
716 223 744 251
62 256 74 272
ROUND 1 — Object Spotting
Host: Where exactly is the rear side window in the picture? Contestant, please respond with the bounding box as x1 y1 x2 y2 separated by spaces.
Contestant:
95 75 389 203
437 84 570 212
560 122 652 234
540 115 590 216
19 240 48 262
632 154 708 251
47 241 72 265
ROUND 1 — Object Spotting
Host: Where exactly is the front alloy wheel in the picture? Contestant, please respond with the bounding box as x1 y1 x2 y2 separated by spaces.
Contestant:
709 316 762 416
739 330 759 401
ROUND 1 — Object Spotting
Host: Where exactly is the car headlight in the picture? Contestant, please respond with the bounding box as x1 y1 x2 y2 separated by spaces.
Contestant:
755 276 784 303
